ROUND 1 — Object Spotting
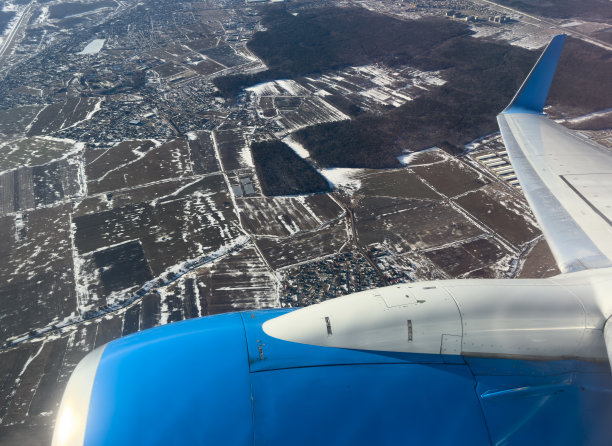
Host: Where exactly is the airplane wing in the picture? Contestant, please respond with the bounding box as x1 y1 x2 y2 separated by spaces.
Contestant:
497 34 612 273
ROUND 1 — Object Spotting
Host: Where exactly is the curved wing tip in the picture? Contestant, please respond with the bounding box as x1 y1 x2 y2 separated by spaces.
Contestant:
503 34 567 115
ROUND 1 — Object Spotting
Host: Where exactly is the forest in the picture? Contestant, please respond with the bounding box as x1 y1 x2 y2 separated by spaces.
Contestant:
213 8 468 98
251 140 332 196
219 7 612 169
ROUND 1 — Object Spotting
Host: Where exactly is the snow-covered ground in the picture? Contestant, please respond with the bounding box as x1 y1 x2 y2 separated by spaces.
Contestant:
247 79 310 96
397 147 440 166
282 135 311 159
78 39 106 55
320 167 364 191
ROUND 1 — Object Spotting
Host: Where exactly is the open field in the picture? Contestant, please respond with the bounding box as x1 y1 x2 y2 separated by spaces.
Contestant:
410 157 488 197
238 195 341 237
275 96 349 133
74 189 240 274
73 177 195 217
0 106 43 141
201 45 251 68
359 169 441 200
355 196 484 253
423 236 512 278
214 129 252 171
48 1 117 20
0 137 77 173
85 140 156 181
193 245 278 314
257 219 349 269
188 132 220 174
153 62 187 79
193 58 225 76
455 185 540 247
87 139 193 194
0 204 75 345
27 98 101 136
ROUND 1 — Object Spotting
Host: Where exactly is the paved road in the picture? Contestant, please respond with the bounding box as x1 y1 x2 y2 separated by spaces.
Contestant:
0 2 35 65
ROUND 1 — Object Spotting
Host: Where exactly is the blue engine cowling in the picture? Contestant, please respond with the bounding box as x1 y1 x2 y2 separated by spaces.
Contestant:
57 309 612 445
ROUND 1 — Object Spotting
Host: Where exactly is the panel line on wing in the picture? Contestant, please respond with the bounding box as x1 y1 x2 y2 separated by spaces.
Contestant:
560 175 612 227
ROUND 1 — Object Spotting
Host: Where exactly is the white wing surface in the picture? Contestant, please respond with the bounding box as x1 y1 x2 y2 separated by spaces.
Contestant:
498 35 612 273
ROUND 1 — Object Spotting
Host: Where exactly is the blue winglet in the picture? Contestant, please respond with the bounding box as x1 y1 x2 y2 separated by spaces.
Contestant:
503 34 566 114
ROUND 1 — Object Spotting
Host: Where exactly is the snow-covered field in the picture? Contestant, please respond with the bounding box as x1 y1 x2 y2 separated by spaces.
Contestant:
78 38 106 55
249 63 447 138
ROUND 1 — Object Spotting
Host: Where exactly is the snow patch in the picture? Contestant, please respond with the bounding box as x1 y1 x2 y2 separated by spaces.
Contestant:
464 133 500 152
282 135 310 159
36 6 50 24
565 108 612 124
320 168 364 190
275 79 309 96
62 98 104 131
85 98 103 120
247 79 309 97
397 147 439 165
78 39 106 55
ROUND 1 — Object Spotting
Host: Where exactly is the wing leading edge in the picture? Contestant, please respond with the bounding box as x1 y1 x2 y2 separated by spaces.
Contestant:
498 35 612 273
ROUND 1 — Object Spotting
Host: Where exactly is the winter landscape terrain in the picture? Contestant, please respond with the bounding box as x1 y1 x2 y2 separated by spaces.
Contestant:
0 0 611 443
